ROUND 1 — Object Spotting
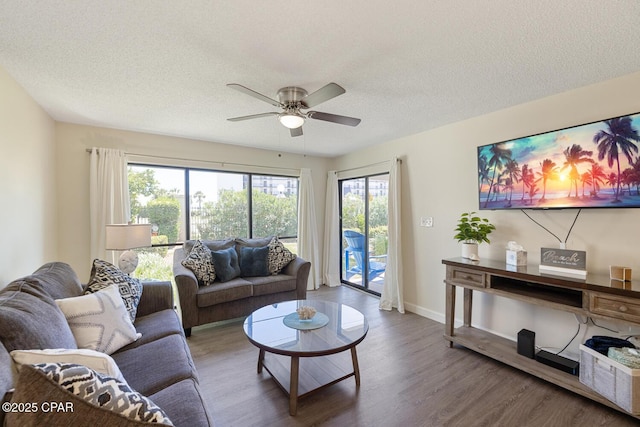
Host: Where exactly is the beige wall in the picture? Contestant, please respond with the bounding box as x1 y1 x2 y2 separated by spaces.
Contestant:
333 70 640 357
55 123 331 281
0 66 57 285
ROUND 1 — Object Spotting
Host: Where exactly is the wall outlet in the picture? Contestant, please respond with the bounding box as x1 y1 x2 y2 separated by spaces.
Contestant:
420 216 433 227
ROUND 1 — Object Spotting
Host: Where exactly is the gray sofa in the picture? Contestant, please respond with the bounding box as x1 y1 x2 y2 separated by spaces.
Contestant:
174 237 311 336
0 262 213 426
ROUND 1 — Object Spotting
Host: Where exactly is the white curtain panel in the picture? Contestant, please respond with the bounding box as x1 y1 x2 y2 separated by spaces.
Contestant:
297 168 321 290
380 157 405 313
89 148 131 262
322 171 341 287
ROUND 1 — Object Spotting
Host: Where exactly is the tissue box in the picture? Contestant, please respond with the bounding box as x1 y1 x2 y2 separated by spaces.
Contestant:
506 250 527 266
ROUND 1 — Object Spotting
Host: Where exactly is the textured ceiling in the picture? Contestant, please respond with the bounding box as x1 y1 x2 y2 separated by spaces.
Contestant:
1 1 640 157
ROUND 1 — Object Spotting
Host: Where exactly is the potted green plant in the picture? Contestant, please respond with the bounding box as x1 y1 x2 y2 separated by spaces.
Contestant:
454 212 496 259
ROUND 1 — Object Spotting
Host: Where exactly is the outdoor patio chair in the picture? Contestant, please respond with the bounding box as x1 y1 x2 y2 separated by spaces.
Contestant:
343 230 387 282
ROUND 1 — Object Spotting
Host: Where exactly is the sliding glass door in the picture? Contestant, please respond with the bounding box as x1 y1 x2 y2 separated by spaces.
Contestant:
340 174 389 295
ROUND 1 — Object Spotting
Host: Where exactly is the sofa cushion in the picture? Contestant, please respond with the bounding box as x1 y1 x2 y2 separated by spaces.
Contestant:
148 378 213 427
56 286 141 355
0 280 77 352
86 259 143 322
111 334 198 396
184 238 235 254
11 348 125 382
210 247 241 282
181 240 216 286
239 245 270 277
246 274 298 296
196 277 253 307
267 237 296 274
0 341 13 399
29 261 84 300
7 363 173 426
121 309 184 351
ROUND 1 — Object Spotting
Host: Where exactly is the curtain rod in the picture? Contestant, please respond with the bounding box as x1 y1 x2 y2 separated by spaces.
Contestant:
336 158 402 174
86 148 300 173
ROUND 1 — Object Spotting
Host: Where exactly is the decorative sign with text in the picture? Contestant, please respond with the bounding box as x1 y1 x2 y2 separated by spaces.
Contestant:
539 248 587 279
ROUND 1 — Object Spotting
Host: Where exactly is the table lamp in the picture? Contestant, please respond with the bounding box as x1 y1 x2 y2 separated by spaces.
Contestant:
105 224 152 274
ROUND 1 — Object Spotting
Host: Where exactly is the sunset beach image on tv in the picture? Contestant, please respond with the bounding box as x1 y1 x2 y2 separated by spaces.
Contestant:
477 112 640 210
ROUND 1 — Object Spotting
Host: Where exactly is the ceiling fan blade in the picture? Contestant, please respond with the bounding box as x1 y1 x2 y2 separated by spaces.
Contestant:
307 111 361 127
227 112 279 122
301 83 345 108
227 84 282 107
290 127 303 137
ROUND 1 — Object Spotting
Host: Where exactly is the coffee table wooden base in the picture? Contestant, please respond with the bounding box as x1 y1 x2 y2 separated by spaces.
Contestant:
257 348 361 415
244 300 368 416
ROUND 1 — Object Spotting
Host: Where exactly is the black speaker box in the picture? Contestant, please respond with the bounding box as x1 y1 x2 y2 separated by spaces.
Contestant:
517 329 536 359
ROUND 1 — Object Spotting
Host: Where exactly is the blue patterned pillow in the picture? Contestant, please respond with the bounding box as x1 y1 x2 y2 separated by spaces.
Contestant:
211 247 241 282
33 362 173 425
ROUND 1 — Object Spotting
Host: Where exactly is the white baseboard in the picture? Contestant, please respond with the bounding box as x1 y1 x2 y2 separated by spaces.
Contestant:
403 302 516 342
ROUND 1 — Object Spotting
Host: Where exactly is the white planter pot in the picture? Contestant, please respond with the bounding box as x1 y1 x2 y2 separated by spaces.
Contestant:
461 242 479 260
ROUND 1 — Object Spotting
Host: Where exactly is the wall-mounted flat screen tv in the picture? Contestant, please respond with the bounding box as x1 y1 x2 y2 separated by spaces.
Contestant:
477 112 640 210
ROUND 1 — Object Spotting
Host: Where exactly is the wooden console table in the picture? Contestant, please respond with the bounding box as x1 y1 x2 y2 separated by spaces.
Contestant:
443 257 640 418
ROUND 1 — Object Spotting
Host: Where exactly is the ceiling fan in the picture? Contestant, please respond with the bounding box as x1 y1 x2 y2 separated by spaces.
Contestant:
226 82 361 137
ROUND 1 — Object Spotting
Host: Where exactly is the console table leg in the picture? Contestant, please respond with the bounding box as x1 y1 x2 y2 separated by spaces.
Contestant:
289 356 299 416
445 283 455 347
463 288 473 327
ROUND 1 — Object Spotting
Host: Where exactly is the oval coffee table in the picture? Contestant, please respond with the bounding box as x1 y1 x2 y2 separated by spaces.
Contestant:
243 300 368 415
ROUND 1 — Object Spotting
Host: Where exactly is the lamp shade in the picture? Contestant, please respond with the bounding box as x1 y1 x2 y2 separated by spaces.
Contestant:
278 113 305 129
105 224 152 250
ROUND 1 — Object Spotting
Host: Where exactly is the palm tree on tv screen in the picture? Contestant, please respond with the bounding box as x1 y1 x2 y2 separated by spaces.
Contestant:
478 154 490 192
520 164 534 202
593 116 640 202
537 159 559 201
503 159 521 207
588 163 607 197
483 143 512 208
561 144 593 198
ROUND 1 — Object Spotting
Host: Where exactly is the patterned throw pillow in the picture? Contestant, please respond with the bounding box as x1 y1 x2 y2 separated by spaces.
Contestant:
85 259 143 322
55 286 142 355
181 239 216 286
267 237 296 275
11 348 126 383
33 362 173 425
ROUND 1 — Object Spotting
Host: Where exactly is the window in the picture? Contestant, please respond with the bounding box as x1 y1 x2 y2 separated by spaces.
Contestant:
127 164 298 280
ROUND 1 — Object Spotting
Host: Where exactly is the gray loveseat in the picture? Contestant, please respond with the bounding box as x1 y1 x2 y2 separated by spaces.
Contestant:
0 262 213 426
173 237 311 336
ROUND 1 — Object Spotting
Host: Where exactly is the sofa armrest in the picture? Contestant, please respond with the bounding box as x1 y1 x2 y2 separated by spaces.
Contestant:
173 248 200 330
136 281 174 317
282 257 311 300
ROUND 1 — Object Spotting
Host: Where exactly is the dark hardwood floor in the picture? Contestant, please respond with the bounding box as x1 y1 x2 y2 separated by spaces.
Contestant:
186 285 637 427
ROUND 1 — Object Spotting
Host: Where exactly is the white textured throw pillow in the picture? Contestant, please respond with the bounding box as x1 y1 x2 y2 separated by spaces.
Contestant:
10 348 125 382
55 286 141 355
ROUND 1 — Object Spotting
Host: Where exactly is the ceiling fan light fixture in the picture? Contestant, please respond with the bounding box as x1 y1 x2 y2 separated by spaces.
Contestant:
278 113 305 129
